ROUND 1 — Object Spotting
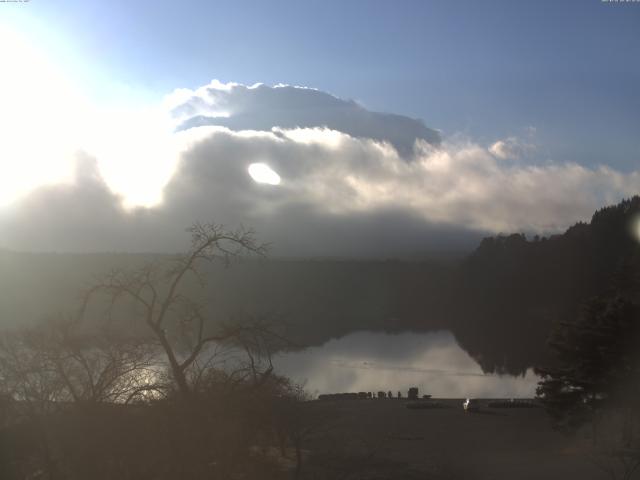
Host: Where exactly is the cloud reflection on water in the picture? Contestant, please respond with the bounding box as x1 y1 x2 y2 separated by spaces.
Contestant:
273 330 538 398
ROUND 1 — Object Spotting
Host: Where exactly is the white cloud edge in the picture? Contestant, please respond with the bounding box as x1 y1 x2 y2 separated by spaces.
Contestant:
2 77 639 254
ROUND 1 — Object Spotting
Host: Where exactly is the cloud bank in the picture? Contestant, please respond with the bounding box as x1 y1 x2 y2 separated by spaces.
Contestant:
1 81 639 256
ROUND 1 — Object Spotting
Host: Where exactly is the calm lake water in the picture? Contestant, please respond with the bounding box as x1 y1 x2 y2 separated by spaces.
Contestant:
272 330 539 399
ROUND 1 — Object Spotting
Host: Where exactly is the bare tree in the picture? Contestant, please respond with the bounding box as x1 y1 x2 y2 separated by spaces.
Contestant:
0 328 67 416
80 222 268 395
0 317 161 480
0 317 160 405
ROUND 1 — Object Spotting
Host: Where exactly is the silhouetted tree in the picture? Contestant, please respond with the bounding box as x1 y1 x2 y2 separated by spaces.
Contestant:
0 224 316 480
536 295 639 429
0 317 159 479
81 222 268 395
536 292 640 479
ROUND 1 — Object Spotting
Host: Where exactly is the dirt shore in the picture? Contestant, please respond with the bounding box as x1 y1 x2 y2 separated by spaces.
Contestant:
300 399 606 480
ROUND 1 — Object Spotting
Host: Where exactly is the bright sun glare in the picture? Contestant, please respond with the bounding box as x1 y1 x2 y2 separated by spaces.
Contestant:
0 25 181 208
632 215 640 244
0 25 82 205
248 163 281 185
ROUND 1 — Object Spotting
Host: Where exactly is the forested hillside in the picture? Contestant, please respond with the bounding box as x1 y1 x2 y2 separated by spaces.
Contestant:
451 196 640 374
0 252 452 346
1 196 638 374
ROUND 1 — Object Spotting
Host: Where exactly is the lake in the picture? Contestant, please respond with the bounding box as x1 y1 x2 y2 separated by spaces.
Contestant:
272 330 539 399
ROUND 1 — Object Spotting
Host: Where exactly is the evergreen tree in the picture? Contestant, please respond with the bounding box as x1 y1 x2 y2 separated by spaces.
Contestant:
536 294 640 433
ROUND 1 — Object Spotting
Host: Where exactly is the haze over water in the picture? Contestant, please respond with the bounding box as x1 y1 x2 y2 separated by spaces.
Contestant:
273 330 539 399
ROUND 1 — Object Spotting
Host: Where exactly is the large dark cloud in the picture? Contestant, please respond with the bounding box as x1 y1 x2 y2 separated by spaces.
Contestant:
0 145 480 255
157 128 481 256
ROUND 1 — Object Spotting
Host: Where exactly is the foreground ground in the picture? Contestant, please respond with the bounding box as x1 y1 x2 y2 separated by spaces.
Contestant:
297 399 607 480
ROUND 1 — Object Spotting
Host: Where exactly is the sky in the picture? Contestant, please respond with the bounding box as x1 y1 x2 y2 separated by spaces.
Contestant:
0 0 639 256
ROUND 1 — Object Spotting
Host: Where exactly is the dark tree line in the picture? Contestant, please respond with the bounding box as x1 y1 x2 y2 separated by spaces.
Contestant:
450 196 640 374
533 198 640 479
